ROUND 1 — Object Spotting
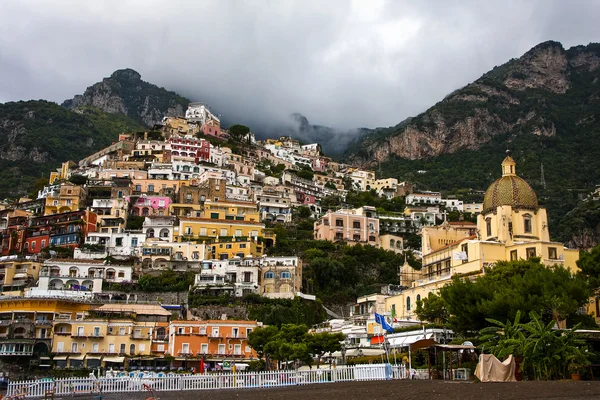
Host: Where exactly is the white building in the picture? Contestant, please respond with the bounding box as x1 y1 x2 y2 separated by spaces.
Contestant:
37 260 133 294
194 259 259 297
85 230 146 257
256 193 292 223
143 216 176 241
185 103 220 125
405 192 442 205
439 198 464 212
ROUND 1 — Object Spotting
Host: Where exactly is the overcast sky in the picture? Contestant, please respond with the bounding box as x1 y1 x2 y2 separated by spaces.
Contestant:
1 0 599 132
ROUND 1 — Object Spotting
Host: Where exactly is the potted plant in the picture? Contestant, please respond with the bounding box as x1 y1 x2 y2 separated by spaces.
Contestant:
568 358 586 381
567 350 588 381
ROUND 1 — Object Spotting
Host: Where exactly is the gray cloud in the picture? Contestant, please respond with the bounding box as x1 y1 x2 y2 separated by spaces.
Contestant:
1 0 599 136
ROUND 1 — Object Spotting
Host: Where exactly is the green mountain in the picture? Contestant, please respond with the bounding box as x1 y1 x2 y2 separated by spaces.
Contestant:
62 68 190 127
0 101 145 199
345 41 600 244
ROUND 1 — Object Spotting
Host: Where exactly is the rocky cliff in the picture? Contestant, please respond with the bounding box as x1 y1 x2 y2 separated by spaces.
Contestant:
63 69 190 127
346 41 600 166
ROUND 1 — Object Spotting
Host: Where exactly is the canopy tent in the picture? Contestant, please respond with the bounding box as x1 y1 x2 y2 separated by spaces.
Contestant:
426 343 477 380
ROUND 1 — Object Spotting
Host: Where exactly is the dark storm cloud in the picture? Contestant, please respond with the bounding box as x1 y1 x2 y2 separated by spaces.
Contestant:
1 0 599 134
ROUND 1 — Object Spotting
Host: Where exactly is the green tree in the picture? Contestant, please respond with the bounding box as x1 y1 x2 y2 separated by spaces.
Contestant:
228 124 250 142
306 332 345 367
431 259 590 335
68 174 88 185
415 292 449 324
296 206 312 219
577 244 600 289
248 325 279 360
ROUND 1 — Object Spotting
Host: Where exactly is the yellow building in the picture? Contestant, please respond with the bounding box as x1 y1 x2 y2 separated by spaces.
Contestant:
51 304 171 369
44 182 87 215
49 161 77 185
177 217 266 242
209 238 265 260
202 200 260 222
0 297 91 359
386 156 580 321
0 258 42 293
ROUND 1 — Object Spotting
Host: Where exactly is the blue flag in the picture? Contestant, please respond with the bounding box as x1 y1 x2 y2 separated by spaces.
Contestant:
374 313 394 333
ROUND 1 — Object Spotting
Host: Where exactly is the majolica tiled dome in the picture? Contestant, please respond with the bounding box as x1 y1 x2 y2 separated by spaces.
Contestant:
482 156 538 214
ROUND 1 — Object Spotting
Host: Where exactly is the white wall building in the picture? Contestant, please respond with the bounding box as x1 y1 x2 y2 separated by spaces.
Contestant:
185 103 220 125
143 216 176 241
37 260 133 294
85 230 146 257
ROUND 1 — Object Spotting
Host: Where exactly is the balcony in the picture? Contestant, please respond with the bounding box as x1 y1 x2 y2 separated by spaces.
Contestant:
226 334 247 339
208 333 222 339
130 334 147 340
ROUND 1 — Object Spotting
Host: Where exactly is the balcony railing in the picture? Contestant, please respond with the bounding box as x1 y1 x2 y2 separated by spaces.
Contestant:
226 334 247 339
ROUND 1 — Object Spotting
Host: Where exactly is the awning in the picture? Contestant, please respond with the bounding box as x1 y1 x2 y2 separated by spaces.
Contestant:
330 348 385 357
70 355 85 360
53 355 68 360
86 356 102 360
370 335 385 345
104 356 125 363
388 333 434 348
13 273 28 279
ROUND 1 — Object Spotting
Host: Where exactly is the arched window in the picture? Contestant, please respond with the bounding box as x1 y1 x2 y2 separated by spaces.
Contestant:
264 271 275 279
523 214 532 234
146 228 155 238
406 296 411 311
142 207 149 216
417 294 421 303
129 344 136 354
486 218 492 237
280 271 292 279
390 239 395 248
159 228 169 238
396 241 402 249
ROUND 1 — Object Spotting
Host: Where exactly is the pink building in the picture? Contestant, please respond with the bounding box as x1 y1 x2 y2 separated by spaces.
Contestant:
314 206 380 245
127 196 172 217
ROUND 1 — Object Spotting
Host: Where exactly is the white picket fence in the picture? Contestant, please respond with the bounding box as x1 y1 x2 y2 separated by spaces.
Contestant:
7 364 408 398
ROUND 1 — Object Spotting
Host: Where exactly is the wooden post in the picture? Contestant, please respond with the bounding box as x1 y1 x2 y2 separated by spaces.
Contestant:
427 349 431 380
449 350 453 381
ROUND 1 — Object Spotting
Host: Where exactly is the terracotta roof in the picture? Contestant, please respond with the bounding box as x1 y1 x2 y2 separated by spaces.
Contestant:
95 304 172 316
171 319 258 325
427 235 477 256
205 200 257 206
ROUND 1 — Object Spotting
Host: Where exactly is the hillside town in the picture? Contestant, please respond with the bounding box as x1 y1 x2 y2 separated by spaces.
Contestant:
0 102 595 383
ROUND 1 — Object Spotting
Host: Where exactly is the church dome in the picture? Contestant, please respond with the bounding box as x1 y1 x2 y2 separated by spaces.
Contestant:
482 156 538 214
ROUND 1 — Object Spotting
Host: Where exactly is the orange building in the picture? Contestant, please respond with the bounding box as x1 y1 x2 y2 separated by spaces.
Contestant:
168 320 259 371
